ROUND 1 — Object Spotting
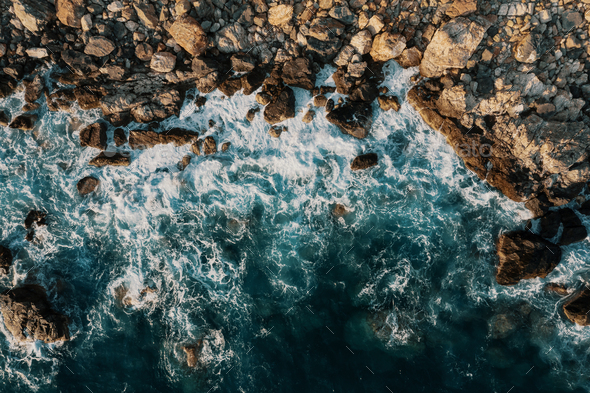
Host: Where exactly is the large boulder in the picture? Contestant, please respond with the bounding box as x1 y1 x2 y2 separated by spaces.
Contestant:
12 0 56 34
559 208 587 246
351 153 378 170
84 36 115 57
263 87 296 124
326 101 373 139
0 285 70 343
281 58 315 90
129 128 198 149
169 15 208 56
55 0 85 28
369 32 406 62
496 231 561 285
79 122 107 150
563 289 590 326
0 246 12 275
420 17 490 78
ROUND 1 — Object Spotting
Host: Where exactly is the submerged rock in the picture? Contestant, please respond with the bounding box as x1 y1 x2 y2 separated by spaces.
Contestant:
0 246 13 275
351 153 378 171
25 210 47 229
332 203 349 216
326 101 373 139
563 289 590 326
89 152 130 167
182 341 203 368
77 176 100 196
0 285 70 343
544 283 569 296
495 231 561 285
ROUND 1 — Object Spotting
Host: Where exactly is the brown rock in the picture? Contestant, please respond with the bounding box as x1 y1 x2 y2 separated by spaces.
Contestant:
264 87 296 125
182 341 203 367
221 142 230 152
351 153 378 170
563 289 590 326
74 86 101 110
544 283 569 296
133 3 158 29
281 57 315 90
314 95 328 107
302 110 315 123
268 4 293 26
135 43 154 61
178 155 192 171
495 231 561 286
55 0 85 28
169 15 208 56
9 114 37 130
378 95 400 111
218 78 242 97
269 125 286 138
25 210 46 229
129 128 198 149
395 47 422 68
80 122 107 150
369 32 406 62
246 107 259 122
326 101 373 139
12 0 56 35
89 152 131 167
0 285 70 343
150 52 176 73
445 0 477 18
84 36 115 57
332 203 348 216
114 128 127 146
203 136 217 155
559 208 587 246
77 176 100 195
0 246 13 275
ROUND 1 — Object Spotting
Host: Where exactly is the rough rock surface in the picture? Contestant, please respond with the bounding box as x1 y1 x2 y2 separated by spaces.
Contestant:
169 15 208 57
129 128 198 149
351 153 378 170
326 101 373 139
0 246 13 275
496 231 562 285
55 0 85 28
0 285 70 343
89 152 131 167
9 114 37 130
79 122 107 150
77 176 100 196
563 289 590 326
12 0 56 34
369 32 406 62
264 87 295 125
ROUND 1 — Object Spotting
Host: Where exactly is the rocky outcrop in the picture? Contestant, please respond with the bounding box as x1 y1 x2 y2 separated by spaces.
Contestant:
79 122 107 150
326 101 373 139
263 87 295 125
0 285 70 343
89 152 130 167
563 289 590 326
0 246 13 275
77 176 100 196
128 128 198 149
496 231 561 286
351 153 378 170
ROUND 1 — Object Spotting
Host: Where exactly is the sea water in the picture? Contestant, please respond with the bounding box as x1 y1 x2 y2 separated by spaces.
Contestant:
1 61 590 393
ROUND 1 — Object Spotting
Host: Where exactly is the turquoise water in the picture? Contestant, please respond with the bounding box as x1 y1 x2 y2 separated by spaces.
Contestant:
1 62 590 392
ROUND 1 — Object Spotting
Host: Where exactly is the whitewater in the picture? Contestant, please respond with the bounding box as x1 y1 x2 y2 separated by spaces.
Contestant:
1 61 590 392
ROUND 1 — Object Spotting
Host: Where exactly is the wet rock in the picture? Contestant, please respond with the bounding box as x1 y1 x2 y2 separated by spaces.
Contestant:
221 142 230 152
314 95 328 107
264 87 296 125
182 341 203 368
218 78 242 97
246 107 259 122
332 203 348 216
169 15 208 56
369 32 406 62
544 283 569 296
269 125 286 138
177 155 192 171
302 110 315 123
495 231 561 286
420 17 490 78
74 87 101 110
563 289 590 326
25 210 47 230
79 122 107 150
0 246 13 275
84 36 116 57
0 111 9 127
378 95 401 111
77 176 100 196
326 99 334 112
9 114 37 130
559 208 587 246
129 128 198 149
307 37 343 62
539 211 561 239
203 136 217 155
55 0 85 28
191 140 202 155
12 0 56 34
0 285 70 343
326 101 373 139
150 52 176 73
282 58 315 91
351 153 378 171
113 128 127 146
89 152 131 167
24 75 44 103
230 54 256 73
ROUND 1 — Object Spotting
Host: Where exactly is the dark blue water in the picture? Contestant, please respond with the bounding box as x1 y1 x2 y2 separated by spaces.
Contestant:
1 62 590 393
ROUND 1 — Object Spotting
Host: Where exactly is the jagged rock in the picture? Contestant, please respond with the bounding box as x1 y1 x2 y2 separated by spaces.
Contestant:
169 15 208 56
329 5 355 24
221 142 230 152
420 17 490 78
513 34 542 64
84 36 115 57
0 246 13 274
0 111 9 127
133 3 158 29
264 87 296 124
74 86 101 110
62 50 98 75
540 211 561 239
369 32 406 62
308 18 345 41
395 47 422 68
495 231 561 286
307 37 342 62
178 155 191 171
544 283 569 296
242 68 266 95
24 75 44 103
9 114 37 130
79 122 107 150
77 176 100 195
332 203 348 216
216 23 249 53
203 136 217 155
129 128 198 149
378 95 401 111
563 289 590 325
12 0 56 34
350 83 379 102
268 4 293 26
326 101 372 139
281 58 315 90
0 285 70 343
350 30 373 55
559 208 587 246
55 0 85 28
89 152 131 167
25 210 46 230
218 78 242 97
230 54 256 73
445 0 477 17
150 52 176 73
351 153 378 170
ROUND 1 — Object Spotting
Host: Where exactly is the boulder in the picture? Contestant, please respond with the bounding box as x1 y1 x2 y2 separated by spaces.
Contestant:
0 111 9 127
77 176 100 196
129 128 198 149
559 208 587 246
150 52 176 73
55 0 85 28
329 5 355 24
62 50 98 75
0 285 70 343
513 34 542 63
218 78 242 97
84 36 115 57
113 128 127 146
268 4 293 26
0 246 13 275
350 30 373 55
135 43 154 61
539 211 561 239
378 95 401 111
133 3 158 29
263 87 296 124
281 58 315 90
308 18 345 41
79 122 107 150
24 75 44 103
351 153 378 170
326 101 373 139
178 155 192 171
216 23 249 53
74 86 101 110
89 152 131 167
169 15 208 56
203 136 217 155
369 32 406 62
445 0 477 17
420 17 490 78
395 47 423 68
9 114 37 130
495 231 561 286
306 37 342 62
12 0 56 34
25 210 47 229
269 125 286 138
221 142 230 152
230 54 256 72
563 289 590 326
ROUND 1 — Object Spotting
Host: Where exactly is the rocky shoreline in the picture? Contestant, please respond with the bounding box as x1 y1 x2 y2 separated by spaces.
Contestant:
1 0 590 351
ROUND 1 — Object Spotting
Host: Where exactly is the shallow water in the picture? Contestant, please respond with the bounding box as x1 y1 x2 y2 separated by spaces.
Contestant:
1 61 590 393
